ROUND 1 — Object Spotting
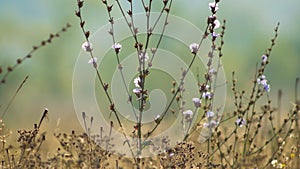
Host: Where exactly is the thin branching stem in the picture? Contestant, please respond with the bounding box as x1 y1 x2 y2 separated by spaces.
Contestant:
1 76 29 118
103 1 138 121
143 24 209 143
76 0 137 162
0 24 71 87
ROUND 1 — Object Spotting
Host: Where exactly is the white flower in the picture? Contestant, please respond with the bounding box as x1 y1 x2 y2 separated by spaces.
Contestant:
134 77 141 88
88 57 97 63
154 114 161 123
155 114 160 120
205 85 210 90
208 2 219 12
139 52 149 63
263 84 271 92
82 41 93 52
133 88 141 94
112 43 122 53
203 120 219 128
183 110 193 121
183 110 193 116
151 48 157 54
206 111 215 118
260 75 266 79
262 54 268 63
211 32 220 39
271 159 278 167
257 75 267 85
169 153 174 157
202 91 212 99
213 19 221 29
189 43 199 54
257 75 271 92
192 98 201 108
235 118 246 127
112 43 122 50
209 68 217 76
259 79 268 86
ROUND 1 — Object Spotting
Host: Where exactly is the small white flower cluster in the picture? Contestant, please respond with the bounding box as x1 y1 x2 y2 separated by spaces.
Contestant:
203 110 219 128
262 54 268 64
139 51 149 64
208 1 221 40
189 43 199 54
154 114 161 123
211 31 220 39
271 159 278 167
192 85 213 109
207 15 221 30
206 111 215 118
134 77 141 88
189 2 221 53
82 41 98 68
207 68 217 80
198 86 218 128
235 117 246 127
182 110 193 120
88 57 97 64
203 120 218 128
271 159 285 168
183 110 193 116
202 91 212 99
213 19 221 29
208 2 219 12
202 85 212 100
192 98 201 108
132 88 141 94
112 43 122 53
88 57 97 68
209 68 216 75
82 41 93 52
133 77 142 94
257 75 271 92
191 87 218 129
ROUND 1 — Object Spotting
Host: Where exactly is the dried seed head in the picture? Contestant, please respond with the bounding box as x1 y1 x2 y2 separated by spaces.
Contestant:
7 66 13 72
107 5 113 12
82 41 93 52
77 0 84 8
80 21 85 27
17 58 22 64
85 31 90 38
75 10 81 17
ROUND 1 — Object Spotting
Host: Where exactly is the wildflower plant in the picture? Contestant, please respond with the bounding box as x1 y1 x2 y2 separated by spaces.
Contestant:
73 0 227 161
71 0 300 168
0 0 299 168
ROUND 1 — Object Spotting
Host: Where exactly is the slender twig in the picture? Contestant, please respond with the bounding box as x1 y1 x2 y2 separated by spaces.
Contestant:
37 108 48 129
242 23 280 156
143 24 209 142
102 1 138 121
76 0 136 162
0 24 71 86
1 75 29 118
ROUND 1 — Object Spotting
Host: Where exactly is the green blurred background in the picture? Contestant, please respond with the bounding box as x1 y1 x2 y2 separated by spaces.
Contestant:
0 0 299 144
